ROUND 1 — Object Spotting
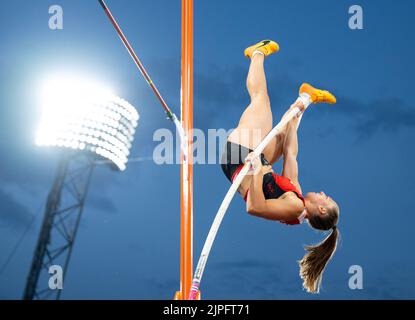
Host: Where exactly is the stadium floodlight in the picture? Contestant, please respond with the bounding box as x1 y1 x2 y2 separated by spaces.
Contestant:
36 76 139 171
24 75 139 300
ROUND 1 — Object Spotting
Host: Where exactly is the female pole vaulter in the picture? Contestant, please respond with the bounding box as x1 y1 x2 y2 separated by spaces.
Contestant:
221 40 339 293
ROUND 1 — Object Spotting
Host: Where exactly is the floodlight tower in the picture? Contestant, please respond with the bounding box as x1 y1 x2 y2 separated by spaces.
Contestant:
23 78 139 300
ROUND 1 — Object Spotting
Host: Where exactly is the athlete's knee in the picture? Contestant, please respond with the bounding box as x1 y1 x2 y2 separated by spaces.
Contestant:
250 92 270 107
247 80 268 99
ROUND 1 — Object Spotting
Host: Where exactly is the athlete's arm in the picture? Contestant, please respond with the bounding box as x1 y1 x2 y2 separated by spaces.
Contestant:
248 196 303 221
245 153 302 221
281 116 302 193
245 164 266 215
245 153 266 214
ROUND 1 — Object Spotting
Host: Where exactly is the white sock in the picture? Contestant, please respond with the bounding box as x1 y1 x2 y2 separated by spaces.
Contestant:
252 50 264 58
298 92 311 109
295 93 311 130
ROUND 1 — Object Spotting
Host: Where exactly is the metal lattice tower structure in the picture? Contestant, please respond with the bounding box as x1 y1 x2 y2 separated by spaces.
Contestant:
23 78 138 300
23 152 95 300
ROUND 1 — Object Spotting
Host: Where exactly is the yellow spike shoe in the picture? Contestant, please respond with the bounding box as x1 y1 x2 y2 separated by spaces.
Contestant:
244 40 279 58
299 83 337 104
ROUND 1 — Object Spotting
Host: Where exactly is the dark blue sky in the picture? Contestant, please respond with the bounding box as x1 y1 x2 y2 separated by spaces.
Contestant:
1 0 415 299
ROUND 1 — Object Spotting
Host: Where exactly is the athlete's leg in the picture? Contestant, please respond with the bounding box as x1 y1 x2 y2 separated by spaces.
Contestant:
265 99 305 165
226 40 279 153
227 53 273 150
267 83 337 164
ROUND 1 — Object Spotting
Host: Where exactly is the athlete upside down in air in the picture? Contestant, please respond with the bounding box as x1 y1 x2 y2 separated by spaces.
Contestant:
221 40 339 293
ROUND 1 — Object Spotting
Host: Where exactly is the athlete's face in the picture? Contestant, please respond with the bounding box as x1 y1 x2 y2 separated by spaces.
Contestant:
305 191 338 215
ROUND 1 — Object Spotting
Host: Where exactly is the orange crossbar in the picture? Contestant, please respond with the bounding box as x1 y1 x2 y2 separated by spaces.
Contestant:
175 0 194 300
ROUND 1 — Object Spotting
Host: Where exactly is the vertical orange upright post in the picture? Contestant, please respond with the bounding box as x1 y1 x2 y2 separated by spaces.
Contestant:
175 0 193 300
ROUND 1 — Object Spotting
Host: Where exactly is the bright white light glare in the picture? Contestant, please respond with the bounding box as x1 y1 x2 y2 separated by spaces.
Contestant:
36 75 139 171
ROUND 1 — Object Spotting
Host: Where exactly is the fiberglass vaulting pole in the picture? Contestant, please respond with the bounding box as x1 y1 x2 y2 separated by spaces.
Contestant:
175 0 194 301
